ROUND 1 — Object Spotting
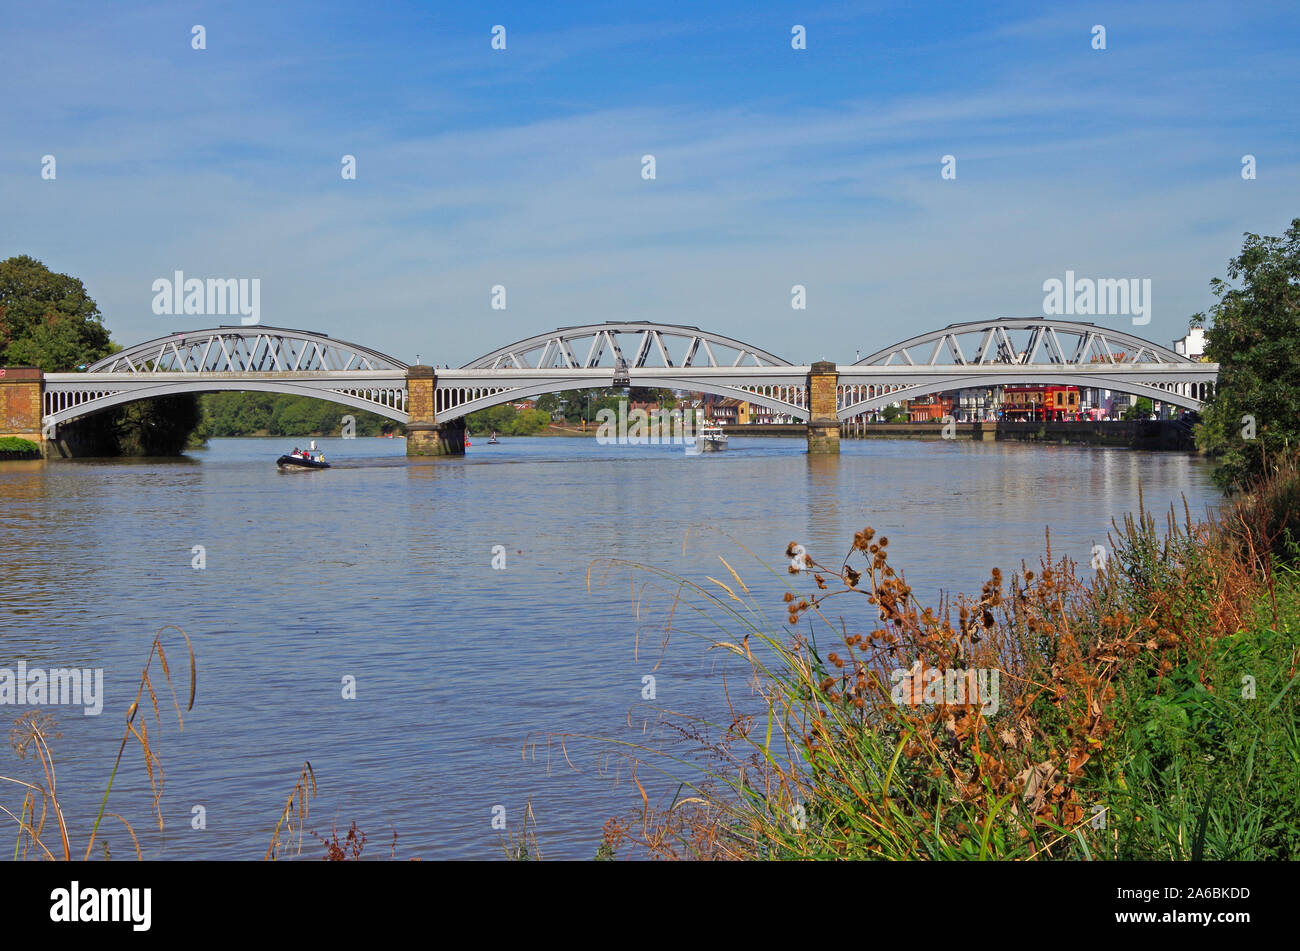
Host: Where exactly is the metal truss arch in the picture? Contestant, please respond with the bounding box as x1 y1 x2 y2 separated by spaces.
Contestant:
856 318 1190 368
87 325 408 374
42 376 409 427
430 371 811 423
462 322 793 371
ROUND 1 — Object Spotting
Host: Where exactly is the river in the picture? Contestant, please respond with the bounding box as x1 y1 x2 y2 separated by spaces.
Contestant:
0 436 1219 859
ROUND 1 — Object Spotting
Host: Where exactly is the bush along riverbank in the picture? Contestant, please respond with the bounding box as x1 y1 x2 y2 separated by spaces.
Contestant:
0 436 41 460
596 454 1300 860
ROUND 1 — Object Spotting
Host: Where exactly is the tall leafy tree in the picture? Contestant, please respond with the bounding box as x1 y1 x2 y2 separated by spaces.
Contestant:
1 254 208 455
0 255 112 370
1193 219 1300 490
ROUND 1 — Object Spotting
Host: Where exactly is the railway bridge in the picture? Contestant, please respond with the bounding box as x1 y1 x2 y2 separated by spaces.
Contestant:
0 318 1218 456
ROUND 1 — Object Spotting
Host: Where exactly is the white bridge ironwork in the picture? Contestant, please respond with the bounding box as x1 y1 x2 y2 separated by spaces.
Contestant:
436 322 808 422
835 318 1215 417
42 327 410 426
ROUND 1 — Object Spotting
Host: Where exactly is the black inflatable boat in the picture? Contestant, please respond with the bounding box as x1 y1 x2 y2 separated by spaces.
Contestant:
276 453 330 470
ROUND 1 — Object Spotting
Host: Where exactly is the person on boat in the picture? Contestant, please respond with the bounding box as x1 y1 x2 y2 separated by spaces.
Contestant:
292 447 300 457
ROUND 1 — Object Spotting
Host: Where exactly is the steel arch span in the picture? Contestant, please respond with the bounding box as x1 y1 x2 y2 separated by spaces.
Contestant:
430 368 811 422
88 325 409 373
437 321 805 422
841 317 1217 417
42 376 410 428
43 326 410 426
855 318 1189 367
462 321 793 370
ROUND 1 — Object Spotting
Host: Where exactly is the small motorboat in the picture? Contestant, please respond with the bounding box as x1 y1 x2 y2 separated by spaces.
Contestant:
695 423 728 453
277 451 330 470
488 431 500 444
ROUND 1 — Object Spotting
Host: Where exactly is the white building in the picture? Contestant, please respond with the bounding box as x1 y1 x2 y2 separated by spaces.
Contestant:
1173 326 1207 359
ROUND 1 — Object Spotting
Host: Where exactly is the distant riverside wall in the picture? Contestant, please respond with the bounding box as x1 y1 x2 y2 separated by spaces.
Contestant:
722 420 1195 450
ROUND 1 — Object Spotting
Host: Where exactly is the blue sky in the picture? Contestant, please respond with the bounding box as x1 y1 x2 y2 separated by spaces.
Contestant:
2 0 1297 365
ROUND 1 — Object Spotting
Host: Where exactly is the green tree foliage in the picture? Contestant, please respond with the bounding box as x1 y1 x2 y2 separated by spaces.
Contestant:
0 255 112 370
533 388 675 426
1194 219 1300 490
198 392 399 437
465 403 551 435
627 386 675 409
1122 397 1154 421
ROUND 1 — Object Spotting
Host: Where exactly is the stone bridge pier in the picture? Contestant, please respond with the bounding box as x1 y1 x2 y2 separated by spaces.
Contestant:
405 365 465 456
0 368 45 454
806 360 840 454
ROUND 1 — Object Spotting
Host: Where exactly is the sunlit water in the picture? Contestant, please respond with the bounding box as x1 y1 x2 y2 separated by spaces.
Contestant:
0 436 1218 859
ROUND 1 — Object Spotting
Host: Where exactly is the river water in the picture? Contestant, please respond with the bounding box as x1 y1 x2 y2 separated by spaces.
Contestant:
0 436 1219 860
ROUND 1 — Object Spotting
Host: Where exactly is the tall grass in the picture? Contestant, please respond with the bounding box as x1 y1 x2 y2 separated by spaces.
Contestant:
3 630 390 861
265 761 317 860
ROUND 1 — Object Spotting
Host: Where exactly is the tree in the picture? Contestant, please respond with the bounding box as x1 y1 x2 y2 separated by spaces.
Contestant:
464 403 552 435
0 255 112 370
197 392 397 436
1122 397 1153 421
1193 219 1300 490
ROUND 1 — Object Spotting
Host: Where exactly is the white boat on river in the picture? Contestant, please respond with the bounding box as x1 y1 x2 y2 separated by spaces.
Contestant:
695 424 728 452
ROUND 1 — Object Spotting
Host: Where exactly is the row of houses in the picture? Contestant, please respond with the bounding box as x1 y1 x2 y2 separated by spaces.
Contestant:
522 388 1167 426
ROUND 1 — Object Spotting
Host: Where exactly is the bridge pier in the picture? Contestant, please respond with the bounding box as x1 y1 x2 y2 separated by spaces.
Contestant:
806 360 840 454
405 365 464 456
0 367 46 455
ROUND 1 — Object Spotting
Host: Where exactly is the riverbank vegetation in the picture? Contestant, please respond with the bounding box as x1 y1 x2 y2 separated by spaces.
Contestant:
195 392 399 439
596 454 1300 860
465 403 551 436
0 436 41 459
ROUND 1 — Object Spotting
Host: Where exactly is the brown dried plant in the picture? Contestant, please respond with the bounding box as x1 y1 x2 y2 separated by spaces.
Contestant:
265 760 317 860
593 492 1271 860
